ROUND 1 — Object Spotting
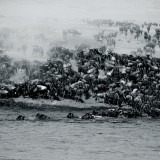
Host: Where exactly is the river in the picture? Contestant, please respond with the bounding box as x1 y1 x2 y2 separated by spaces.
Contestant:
0 107 160 160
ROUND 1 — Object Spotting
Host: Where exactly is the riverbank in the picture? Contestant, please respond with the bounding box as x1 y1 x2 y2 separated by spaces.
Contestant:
0 97 118 111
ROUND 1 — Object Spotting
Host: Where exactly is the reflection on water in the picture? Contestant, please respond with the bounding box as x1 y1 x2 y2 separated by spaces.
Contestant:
0 108 160 160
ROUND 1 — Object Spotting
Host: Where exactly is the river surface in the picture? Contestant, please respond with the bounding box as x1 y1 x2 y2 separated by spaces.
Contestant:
0 107 160 160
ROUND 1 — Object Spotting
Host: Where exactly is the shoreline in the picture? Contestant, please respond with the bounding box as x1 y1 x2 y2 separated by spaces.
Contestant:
0 97 119 111
1 97 160 118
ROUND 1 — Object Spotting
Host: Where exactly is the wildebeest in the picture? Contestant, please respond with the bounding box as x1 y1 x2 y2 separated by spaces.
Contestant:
32 45 44 57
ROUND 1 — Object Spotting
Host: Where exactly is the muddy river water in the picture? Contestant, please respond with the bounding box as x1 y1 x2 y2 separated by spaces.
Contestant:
0 107 160 160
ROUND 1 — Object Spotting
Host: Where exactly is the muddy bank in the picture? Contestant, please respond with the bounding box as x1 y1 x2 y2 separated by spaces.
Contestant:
0 97 119 111
1 98 160 118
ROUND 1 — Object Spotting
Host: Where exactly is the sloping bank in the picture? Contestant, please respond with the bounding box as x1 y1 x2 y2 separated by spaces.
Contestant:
0 97 120 111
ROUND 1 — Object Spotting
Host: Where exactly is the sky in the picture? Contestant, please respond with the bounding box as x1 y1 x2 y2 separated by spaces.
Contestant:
0 0 160 22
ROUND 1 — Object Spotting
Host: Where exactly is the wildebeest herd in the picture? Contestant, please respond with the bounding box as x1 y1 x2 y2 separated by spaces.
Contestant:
1 20 160 119
1 46 160 118
92 20 160 56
